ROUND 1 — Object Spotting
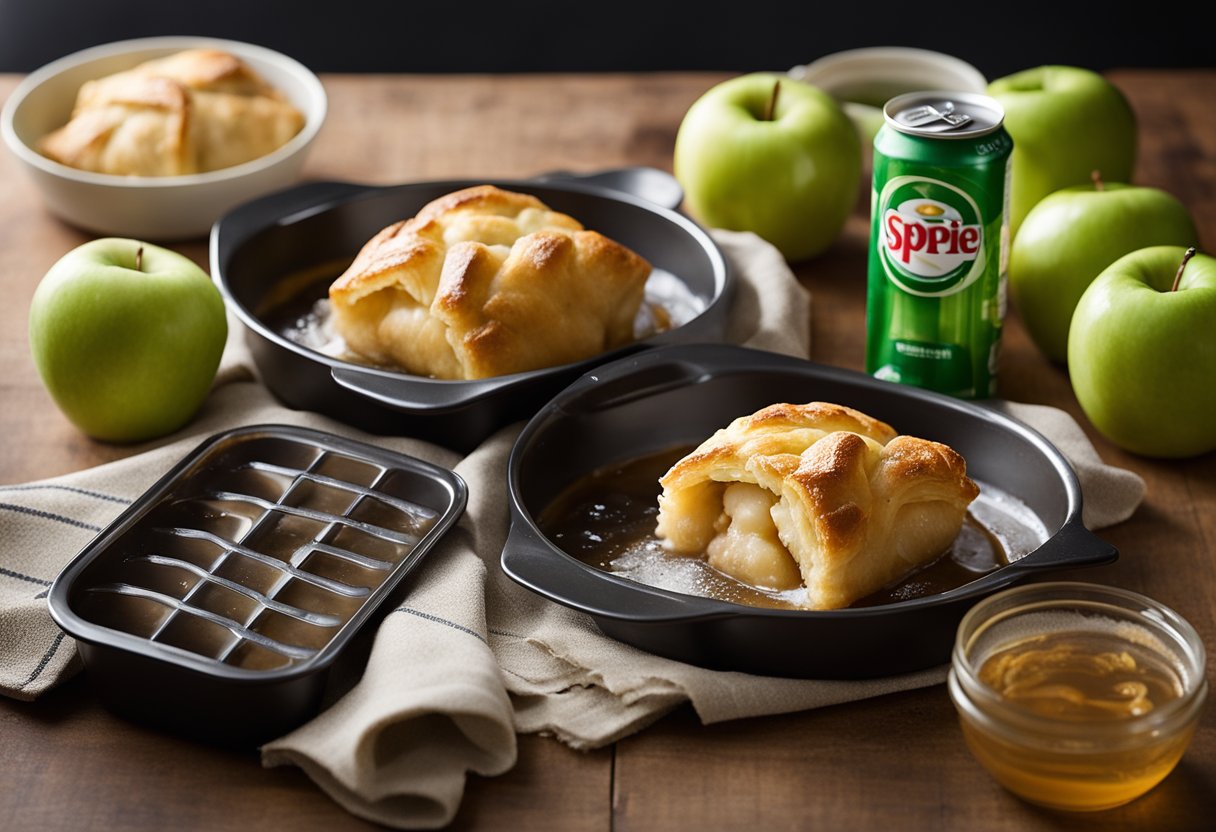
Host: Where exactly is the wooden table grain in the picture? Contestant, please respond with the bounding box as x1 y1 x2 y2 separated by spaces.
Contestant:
1 70 1214 831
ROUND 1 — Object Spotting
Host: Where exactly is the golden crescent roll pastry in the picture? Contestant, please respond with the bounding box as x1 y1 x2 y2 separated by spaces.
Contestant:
327 185 652 380
655 402 980 610
38 48 305 176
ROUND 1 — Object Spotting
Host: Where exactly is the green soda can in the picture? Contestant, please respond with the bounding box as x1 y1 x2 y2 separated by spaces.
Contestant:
865 91 1013 398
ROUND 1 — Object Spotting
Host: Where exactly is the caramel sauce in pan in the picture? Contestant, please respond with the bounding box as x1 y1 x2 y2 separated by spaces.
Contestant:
537 446 1042 610
257 259 377 367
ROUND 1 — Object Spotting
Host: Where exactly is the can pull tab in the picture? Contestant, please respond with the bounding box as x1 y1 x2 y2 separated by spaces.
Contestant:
900 101 972 130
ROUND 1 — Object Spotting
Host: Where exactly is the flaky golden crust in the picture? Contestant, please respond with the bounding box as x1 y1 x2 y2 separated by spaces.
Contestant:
38 48 304 176
106 49 283 99
328 185 652 380
656 401 979 609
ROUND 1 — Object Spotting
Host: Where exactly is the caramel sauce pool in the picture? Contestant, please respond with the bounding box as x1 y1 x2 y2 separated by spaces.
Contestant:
963 628 1191 811
978 631 1183 721
537 446 1035 610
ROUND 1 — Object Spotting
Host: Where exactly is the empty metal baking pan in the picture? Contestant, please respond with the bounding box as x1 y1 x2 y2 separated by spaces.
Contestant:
210 173 733 451
48 425 466 744
502 344 1118 679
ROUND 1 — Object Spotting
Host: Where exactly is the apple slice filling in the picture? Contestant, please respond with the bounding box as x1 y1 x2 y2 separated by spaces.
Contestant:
705 482 801 591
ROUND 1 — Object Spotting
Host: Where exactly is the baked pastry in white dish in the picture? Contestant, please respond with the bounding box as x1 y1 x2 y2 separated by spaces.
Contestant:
328 184 651 380
655 401 980 609
39 48 305 176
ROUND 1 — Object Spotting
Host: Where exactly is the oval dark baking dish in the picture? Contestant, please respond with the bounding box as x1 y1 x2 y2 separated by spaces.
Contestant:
502 343 1118 679
210 175 732 451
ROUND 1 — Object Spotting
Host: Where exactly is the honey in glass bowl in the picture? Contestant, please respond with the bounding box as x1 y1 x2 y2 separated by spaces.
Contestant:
947 582 1208 811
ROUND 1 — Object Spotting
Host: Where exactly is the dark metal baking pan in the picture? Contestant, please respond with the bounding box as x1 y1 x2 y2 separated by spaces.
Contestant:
502 344 1117 679
210 170 732 451
47 425 466 745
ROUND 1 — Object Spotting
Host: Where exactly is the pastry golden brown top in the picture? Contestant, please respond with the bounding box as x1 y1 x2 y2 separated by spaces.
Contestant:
38 48 305 176
327 185 652 380
656 401 980 609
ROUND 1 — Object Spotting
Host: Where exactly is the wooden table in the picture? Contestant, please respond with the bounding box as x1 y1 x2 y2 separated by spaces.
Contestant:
1 70 1213 831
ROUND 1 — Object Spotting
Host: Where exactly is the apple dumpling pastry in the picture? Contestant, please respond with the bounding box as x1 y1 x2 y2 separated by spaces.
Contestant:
38 48 305 176
655 402 980 610
328 185 651 380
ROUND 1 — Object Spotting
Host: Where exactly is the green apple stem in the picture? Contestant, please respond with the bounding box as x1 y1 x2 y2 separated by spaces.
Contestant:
135 246 143 272
763 80 781 121
1091 170 1105 192
1171 246 1197 292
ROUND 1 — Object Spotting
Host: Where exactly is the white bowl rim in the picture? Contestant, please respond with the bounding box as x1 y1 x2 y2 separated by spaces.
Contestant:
0 35 327 190
793 45 988 90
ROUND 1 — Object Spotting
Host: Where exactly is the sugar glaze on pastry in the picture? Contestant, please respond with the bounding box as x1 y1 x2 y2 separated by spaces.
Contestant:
655 401 980 610
39 48 305 176
328 185 651 380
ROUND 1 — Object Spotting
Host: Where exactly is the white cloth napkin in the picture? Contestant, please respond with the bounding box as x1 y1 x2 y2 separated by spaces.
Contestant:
0 229 1145 829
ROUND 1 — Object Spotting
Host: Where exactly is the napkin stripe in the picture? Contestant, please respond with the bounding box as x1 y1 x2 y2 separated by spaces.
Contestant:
17 631 67 691
0 484 129 504
0 566 53 587
393 605 487 646
489 628 525 639
0 502 103 532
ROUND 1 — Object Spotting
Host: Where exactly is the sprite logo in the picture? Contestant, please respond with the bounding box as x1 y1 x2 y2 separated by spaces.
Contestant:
878 175 986 297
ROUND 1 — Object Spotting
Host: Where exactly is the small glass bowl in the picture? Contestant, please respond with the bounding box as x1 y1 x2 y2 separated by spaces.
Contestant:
948 581 1208 812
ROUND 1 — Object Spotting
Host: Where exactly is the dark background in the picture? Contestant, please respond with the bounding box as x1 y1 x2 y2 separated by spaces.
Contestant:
0 1 1210 79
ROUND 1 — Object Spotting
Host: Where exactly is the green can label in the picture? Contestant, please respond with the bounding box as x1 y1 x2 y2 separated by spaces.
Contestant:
877 176 986 297
865 91 1012 400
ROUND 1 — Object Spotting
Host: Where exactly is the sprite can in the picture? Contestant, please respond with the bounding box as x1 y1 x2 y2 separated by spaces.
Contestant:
865 91 1013 398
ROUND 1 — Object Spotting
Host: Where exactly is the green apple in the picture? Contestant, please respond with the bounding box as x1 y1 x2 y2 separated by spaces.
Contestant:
1068 246 1216 458
988 66 1136 239
674 72 861 262
28 238 227 443
1010 177 1197 362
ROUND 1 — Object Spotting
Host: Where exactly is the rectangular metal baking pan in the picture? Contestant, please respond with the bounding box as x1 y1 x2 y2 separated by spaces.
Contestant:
48 424 466 744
